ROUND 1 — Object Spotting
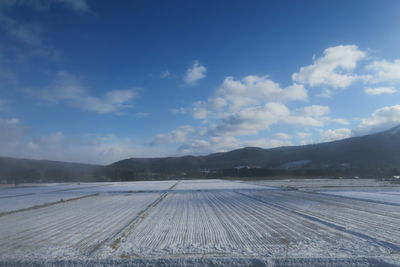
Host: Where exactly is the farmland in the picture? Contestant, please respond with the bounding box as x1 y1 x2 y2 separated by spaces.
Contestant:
0 179 400 266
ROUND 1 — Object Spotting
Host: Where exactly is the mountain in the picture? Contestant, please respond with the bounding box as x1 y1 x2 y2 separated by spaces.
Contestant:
0 157 100 183
1 125 400 183
112 125 400 176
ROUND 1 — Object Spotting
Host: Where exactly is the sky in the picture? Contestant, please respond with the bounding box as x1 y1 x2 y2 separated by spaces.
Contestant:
1 0 400 164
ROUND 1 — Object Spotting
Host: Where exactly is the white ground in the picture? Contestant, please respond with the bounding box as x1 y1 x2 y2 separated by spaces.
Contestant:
317 190 400 205
0 179 399 266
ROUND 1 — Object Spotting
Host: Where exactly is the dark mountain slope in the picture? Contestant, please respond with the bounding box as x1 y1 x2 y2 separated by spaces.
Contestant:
1 125 400 183
112 125 400 172
0 157 100 183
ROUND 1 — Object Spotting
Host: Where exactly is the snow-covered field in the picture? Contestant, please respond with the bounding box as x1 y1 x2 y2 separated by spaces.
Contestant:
317 190 400 205
246 178 394 189
0 179 399 266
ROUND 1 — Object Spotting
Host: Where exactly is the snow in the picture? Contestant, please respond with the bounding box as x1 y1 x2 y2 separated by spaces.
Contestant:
247 178 393 189
107 190 389 259
0 192 163 260
173 179 273 191
319 190 400 205
0 191 94 213
0 179 399 264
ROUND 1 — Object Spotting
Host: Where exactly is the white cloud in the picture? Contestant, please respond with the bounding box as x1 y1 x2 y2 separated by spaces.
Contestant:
366 59 400 83
190 75 308 121
192 101 210 119
355 105 400 135
212 76 307 112
152 125 195 145
297 131 312 139
292 45 366 88
207 102 291 136
331 118 350 125
274 132 291 140
300 105 330 117
321 128 352 141
36 71 136 114
183 61 207 86
205 104 333 138
284 105 331 127
364 87 397 95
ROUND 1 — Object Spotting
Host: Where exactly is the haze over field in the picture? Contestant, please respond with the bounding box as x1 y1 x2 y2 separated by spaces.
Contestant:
1 0 400 164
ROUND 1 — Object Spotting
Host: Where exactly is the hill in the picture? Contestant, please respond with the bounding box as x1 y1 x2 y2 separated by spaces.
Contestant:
0 157 100 183
1 125 400 183
112 125 400 177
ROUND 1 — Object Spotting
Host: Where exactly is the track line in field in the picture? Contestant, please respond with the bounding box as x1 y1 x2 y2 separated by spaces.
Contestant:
305 190 400 207
0 193 35 199
0 193 99 218
236 191 400 252
85 180 180 257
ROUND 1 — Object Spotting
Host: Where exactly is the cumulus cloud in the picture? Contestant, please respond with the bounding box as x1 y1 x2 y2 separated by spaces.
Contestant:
212 76 307 112
284 105 331 127
36 71 136 114
191 75 308 121
207 102 291 136
321 128 352 141
189 103 332 140
354 105 400 135
366 59 400 83
183 61 207 86
292 45 366 88
364 87 397 95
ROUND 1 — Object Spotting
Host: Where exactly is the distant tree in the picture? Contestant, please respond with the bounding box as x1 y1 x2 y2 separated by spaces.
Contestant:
391 168 400 176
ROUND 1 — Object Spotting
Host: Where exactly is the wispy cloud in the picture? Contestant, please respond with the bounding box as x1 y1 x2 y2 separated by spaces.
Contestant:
35 71 137 114
366 59 400 83
0 118 172 164
135 112 150 118
0 98 8 111
55 0 91 13
364 87 397 95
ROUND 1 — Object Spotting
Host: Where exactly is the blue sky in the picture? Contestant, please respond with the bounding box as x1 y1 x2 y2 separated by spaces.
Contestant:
1 0 400 164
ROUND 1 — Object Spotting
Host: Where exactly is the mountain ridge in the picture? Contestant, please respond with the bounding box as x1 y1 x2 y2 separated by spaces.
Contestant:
1 125 400 182
112 125 400 173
